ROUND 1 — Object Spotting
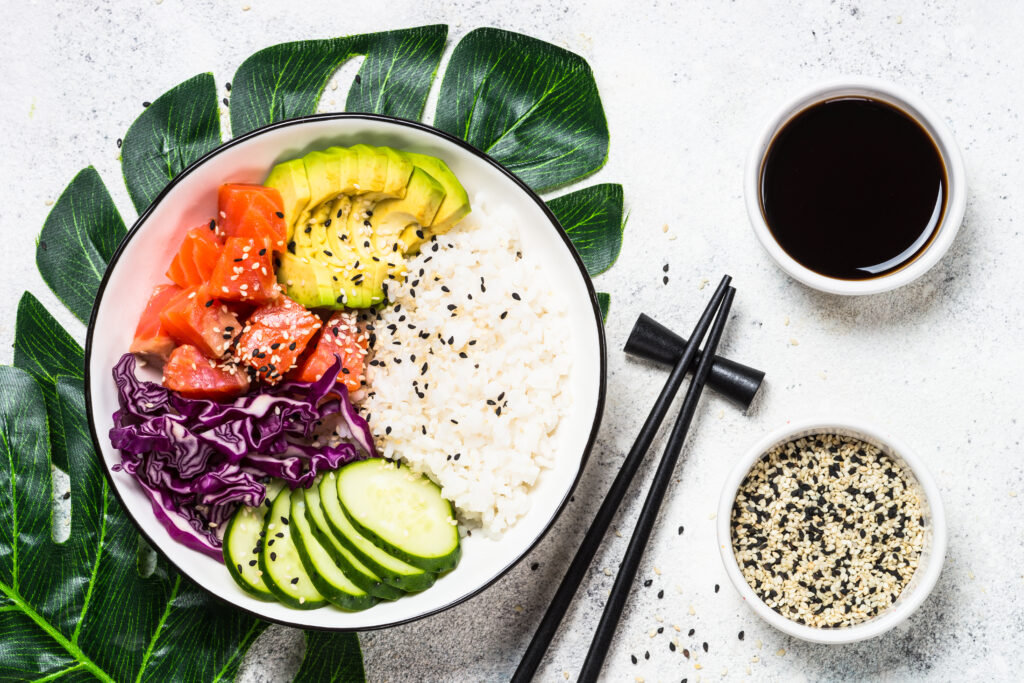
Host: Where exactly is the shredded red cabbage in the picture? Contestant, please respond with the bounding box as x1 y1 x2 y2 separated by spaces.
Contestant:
110 353 375 561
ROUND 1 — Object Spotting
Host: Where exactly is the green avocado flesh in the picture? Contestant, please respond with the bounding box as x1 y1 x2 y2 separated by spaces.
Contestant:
264 145 471 309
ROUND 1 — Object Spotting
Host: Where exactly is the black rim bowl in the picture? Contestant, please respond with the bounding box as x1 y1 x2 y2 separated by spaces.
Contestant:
83 112 609 631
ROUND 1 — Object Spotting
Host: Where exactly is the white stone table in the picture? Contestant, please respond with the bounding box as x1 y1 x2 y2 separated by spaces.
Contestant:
2 1 1021 680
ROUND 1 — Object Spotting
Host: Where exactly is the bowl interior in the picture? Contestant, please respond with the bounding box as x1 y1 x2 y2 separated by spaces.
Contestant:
718 421 945 643
746 78 966 295
86 115 605 629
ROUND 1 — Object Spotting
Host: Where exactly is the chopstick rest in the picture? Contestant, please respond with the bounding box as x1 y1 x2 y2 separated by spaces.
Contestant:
624 313 764 409
511 276 734 683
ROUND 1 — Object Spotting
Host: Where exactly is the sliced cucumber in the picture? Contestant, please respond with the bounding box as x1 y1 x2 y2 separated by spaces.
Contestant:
319 471 437 592
336 459 461 573
258 487 327 609
290 490 377 611
305 483 404 601
223 481 284 600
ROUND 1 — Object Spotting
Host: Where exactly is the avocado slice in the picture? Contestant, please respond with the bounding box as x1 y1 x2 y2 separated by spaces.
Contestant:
265 146 469 309
378 147 415 198
276 254 337 308
405 153 471 235
278 194 386 310
371 167 446 252
264 159 311 241
349 144 390 196
302 149 360 224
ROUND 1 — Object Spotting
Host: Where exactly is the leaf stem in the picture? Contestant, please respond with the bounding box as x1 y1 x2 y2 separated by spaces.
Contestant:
211 619 265 682
32 663 85 682
134 575 180 683
71 478 109 645
0 583 114 683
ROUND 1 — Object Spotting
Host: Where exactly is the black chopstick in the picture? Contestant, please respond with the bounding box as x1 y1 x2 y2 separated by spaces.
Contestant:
511 275 732 683
577 286 736 682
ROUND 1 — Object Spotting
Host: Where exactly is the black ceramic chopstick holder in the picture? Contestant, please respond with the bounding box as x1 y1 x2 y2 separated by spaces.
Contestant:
578 286 735 682
625 313 764 409
511 275 733 683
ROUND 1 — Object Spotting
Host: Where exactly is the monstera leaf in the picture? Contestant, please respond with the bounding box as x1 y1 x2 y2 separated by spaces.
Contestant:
13 25 627 681
122 73 222 213
0 370 266 681
230 26 448 136
435 28 609 192
12 292 84 473
35 167 126 324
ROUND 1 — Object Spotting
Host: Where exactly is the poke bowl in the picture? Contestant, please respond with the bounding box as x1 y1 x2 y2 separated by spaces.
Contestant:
84 113 607 630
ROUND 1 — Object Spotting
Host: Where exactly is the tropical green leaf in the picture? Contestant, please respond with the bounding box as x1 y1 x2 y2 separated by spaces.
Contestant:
597 292 611 322
548 183 624 276
122 72 222 213
230 25 447 137
36 167 127 324
12 292 84 472
344 27 448 121
434 27 609 191
0 372 280 681
293 631 365 683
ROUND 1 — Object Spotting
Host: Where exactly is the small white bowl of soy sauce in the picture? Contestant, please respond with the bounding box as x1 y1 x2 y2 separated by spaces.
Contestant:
745 77 966 295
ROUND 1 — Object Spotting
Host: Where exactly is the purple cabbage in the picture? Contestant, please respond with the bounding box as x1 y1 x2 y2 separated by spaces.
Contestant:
110 353 375 561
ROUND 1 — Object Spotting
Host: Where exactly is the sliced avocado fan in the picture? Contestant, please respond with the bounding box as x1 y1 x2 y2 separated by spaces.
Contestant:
265 145 471 310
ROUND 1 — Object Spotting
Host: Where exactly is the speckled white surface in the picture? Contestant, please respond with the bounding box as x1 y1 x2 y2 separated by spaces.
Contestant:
3 1 1023 681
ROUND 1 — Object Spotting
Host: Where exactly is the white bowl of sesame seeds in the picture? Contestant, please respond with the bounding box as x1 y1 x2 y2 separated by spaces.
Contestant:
717 418 946 644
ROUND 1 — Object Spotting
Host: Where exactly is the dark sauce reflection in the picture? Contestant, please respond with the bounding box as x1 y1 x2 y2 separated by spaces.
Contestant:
760 97 947 280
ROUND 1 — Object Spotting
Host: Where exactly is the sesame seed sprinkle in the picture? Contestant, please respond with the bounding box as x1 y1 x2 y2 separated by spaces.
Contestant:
731 433 925 628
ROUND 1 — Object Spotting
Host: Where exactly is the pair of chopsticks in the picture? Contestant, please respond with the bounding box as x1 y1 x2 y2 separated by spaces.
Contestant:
512 275 736 683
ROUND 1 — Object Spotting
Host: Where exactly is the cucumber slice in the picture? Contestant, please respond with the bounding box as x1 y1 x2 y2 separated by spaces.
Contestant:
319 471 437 592
258 488 327 609
223 481 284 601
290 490 377 611
336 459 461 573
305 483 405 601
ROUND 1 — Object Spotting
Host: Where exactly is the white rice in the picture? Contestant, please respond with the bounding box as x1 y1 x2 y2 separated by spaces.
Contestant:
361 195 573 535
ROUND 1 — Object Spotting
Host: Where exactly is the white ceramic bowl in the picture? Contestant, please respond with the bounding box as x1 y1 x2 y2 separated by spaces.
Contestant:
744 77 967 295
84 114 607 630
717 417 947 644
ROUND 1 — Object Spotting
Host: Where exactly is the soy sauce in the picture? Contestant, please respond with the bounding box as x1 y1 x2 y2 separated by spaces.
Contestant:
760 97 946 280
